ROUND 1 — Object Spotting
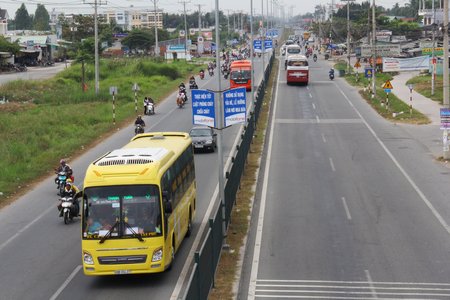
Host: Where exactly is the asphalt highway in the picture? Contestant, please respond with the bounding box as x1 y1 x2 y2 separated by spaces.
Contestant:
0 55 270 300
239 55 450 299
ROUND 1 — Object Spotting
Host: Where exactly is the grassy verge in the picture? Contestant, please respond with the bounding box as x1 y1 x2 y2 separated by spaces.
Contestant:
208 58 277 300
0 58 205 204
406 74 443 104
335 60 429 124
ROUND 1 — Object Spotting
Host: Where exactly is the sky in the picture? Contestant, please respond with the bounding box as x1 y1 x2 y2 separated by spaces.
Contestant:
0 0 413 18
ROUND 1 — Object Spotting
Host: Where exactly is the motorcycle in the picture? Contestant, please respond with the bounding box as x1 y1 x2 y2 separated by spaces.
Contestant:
59 197 77 224
329 70 335 80
135 124 145 135
145 102 155 115
199 71 205 80
208 68 214 76
313 54 317 62
189 80 198 90
55 171 67 196
176 93 185 108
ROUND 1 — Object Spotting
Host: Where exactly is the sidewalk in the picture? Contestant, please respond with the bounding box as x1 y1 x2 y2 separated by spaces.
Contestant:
391 71 442 125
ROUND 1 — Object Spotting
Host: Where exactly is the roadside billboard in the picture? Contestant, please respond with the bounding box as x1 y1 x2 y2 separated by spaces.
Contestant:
382 56 430 72
360 44 400 57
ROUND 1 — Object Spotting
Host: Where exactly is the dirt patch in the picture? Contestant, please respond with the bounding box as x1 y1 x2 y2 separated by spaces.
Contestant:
0 102 35 113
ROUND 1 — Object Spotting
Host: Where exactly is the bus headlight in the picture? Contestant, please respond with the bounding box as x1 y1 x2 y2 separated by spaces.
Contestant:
152 248 163 262
83 251 94 265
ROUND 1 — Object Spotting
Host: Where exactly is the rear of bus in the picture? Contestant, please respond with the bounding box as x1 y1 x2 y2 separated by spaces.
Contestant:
81 132 196 275
230 60 252 91
286 54 309 85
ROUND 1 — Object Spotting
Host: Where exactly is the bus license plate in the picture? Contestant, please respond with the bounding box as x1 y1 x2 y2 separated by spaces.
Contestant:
115 270 131 275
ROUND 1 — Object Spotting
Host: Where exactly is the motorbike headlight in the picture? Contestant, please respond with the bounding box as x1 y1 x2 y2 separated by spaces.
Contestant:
152 248 163 262
83 251 94 265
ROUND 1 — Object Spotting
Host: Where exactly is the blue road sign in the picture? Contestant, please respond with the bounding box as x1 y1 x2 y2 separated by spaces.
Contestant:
384 89 391 93
365 68 373 78
264 39 273 51
253 39 262 53
441 108 450 129
223 87 247 127
192 89 215 127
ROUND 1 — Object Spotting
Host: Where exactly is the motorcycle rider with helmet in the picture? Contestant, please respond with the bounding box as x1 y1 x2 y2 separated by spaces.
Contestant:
55 159 73 185
179 82 188 102
58 180 81 217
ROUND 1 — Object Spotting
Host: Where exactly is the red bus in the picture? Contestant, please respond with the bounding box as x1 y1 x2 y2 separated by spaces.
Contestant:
286 54 309 85
230 60 252 91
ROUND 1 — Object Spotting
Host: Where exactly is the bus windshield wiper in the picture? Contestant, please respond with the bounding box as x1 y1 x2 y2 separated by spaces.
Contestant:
99 220 120 244
123 222 144 242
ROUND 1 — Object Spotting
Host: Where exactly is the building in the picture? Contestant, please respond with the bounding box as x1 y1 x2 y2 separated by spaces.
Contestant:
418 0 444 26
0 9 9 35
129 9 163 30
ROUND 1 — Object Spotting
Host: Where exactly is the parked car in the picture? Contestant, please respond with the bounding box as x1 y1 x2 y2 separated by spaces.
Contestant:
189 125 217 152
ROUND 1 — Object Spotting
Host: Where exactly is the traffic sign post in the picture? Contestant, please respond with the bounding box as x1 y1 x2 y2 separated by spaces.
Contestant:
132 83 140 114
382 80 393 110
408 84 413 116
109 86 118 124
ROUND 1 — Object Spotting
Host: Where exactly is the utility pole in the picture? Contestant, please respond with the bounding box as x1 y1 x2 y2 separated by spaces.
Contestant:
444 0 449 107
151 0 159 56
330 0 334 59
84 0 106 95
342 0 354 74
197 4 205 38
371 0 376 97
431 0 436 96
179 0 190 59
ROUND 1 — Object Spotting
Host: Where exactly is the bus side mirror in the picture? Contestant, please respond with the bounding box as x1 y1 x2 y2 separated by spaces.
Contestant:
164 201 173 214
162 190 171 201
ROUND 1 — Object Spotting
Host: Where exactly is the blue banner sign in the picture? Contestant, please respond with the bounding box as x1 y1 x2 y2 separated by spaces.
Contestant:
440 108 450 129
192 89 215 127
264 39 273 50
253 39 262 53
223 87 247 127
364 68 373 78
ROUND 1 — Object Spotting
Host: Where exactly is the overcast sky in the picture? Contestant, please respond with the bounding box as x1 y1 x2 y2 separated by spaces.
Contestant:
0 0 413 18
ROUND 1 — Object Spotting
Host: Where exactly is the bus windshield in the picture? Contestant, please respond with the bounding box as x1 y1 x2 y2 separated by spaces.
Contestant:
287 48 301 55
83 185 162 239
231 69 251 80
288 60 308 67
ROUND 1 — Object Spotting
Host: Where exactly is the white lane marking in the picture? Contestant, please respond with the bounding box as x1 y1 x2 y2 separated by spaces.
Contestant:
329 157 336 172
321 133 327 143
365 269 378 299
0 205 54 252
341 197 352 220
49 265 82 300
338 86 450 234
312 103 316 110
309 93 313 98
248 57 282 300
316 115 320 123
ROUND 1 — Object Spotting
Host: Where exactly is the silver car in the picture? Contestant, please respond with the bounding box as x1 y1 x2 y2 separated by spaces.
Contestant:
189 126 217 152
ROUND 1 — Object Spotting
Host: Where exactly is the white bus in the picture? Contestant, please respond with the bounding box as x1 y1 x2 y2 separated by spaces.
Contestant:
286 54 309 85
284 44 302 69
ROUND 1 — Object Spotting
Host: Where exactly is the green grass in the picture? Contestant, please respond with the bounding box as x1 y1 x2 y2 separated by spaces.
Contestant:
0 58 205 203
406 74 443 104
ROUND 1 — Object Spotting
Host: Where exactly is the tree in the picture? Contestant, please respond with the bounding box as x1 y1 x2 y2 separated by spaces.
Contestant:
0 36 20 54
33 4 50 31
121 29 153 52
15 4 32 30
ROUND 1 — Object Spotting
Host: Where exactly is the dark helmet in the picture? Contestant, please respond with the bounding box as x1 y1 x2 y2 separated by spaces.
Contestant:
60 159 66 165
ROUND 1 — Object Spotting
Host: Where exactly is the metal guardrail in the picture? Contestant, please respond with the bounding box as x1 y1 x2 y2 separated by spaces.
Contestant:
182 51 275 300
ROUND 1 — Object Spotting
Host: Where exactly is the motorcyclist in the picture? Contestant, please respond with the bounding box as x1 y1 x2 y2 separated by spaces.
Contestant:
143 97 149 115
329 68 335 79
313 53 317 61
179 82 188 101
135 115 146 127
58 180 81 216
199 69 205 79
55 159 73 184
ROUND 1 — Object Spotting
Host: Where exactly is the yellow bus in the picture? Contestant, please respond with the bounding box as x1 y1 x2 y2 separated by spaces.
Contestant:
81 132 196 275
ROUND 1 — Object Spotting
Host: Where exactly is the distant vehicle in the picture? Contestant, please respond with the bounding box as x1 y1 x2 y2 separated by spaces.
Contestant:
303 31 311 41
285 39 295 46
230 60 252 91
286 54 309 85
189 125 217 152
284 44 302 69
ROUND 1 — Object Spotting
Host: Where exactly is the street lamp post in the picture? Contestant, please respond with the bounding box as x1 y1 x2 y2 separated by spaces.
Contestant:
341 0 354 74
151 0 159 56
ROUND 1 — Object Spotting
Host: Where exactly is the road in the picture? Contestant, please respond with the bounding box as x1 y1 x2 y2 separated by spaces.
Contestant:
0 55 270 300
239 55 450 299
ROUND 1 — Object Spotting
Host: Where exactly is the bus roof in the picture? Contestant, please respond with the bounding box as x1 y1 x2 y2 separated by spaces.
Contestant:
287 54 308 61
230 60 251 68
84 132 191 187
